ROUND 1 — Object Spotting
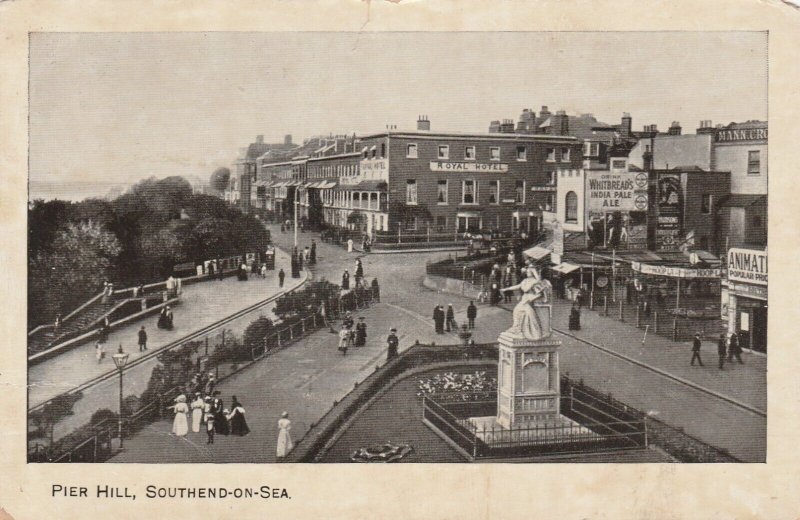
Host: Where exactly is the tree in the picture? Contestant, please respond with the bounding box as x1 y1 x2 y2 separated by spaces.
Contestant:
29 221 122 325
189 218 236 261
209 167 231 194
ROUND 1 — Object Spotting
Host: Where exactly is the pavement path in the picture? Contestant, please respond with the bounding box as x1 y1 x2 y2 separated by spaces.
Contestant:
29 248 302 408
111 226 766 462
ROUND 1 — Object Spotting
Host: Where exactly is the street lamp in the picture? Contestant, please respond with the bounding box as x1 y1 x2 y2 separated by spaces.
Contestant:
112 345 130 449
294 185 301 248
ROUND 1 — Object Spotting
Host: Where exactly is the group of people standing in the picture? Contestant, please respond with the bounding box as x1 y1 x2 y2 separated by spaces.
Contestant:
337 312 367 356
290 241 316 278
341 258 366 292
169 390 250 444
433 302 478 333
690 332 744 370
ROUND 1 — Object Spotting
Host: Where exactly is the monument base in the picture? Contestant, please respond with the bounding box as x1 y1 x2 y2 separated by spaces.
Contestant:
468 415 592 446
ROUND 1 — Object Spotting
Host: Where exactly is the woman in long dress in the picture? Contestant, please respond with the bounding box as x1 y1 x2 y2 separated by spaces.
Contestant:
170 395 189 437
227 396 250 436
276 412 293 459
190 393 204 433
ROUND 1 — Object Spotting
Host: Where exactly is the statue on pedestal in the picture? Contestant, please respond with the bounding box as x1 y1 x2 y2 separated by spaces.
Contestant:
501 267 553 341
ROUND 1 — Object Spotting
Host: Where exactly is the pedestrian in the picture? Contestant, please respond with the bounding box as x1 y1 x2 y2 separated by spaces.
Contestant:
297 250 304 271
467 301 477 329
204 373 216 396
717 333 727 370
191 392 204 433
342 270 350 290
261 263 267 278
204 397 215 444
569 303 581 331
303 246 310 263
490 282 501 306
575 287 585 310
347 238 354 252
227 396 250 436
278 268 285 288
343 311 354 329
276 412 293 460
54 313 62 330
690 333 704 366
170 395 189 437
355 259 364 287
642 299 651 319
95 341 105 364
445 304 457 332
728 332 744 364
433 305 445 334
355 317 367 347
310 240 317 265
138 325 147 352
218 259 225 280
281 222 285 233
387 328 399 361
371 278 380 302
213 396 230 436
338 326 351 356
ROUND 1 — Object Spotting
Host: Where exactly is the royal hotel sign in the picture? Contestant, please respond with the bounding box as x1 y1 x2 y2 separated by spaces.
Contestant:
429 161 509 173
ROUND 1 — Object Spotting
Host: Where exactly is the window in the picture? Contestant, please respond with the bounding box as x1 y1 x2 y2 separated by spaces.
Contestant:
546 148 556 162
488 180 499 204
546 194 554 211
381 143 386 158
465 146 476 160
547 171 556 185
462 180 477 205
611 159 627 170
752 215 762 228
516 146 527 161
565 191 578 222
515 180 525 204
435 215 447 231
747 150 760 175
406 180 418 205
371 147 377 159
644 144 652 153
438 145 449 159
437 180 448 204
701 194 712 214
490 147 501 161
406 143 418 158
561 147 571 162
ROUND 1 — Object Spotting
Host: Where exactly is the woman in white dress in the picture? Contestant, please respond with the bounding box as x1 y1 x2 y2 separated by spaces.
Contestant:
190 393 204 433
170 395 189 436
276 411 293 459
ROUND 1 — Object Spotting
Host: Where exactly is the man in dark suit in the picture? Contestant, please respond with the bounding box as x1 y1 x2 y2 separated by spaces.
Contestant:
717 333 727 370
690 333 704 366
467 301 477 329
387 328 399 361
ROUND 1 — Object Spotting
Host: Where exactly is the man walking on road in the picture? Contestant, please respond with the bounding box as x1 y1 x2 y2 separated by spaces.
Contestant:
138 325 148 352
445 304 457 332
278 268 285 288
310 240 317 265
690 333 704 366
467 301 477 329
717 333 727 370
728 332 744 364
387 328 399 361
433 305 444 334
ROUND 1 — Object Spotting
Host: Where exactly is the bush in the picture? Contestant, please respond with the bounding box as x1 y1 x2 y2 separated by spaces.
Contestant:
243 316 275 351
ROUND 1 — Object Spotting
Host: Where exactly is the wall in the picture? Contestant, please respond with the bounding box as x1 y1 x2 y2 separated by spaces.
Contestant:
555 169 586 232
712 142 767 195
364 133 581 233
629 134 712 171
682 171 731 254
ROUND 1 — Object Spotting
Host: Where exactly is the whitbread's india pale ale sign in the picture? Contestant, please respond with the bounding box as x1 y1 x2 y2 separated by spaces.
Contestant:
727 248 768 285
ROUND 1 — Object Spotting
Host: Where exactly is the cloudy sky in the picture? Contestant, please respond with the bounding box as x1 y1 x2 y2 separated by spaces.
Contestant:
29 32 767 195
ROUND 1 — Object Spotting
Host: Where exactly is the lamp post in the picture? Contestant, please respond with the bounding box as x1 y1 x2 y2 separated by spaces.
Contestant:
294 187 300 248
112 345 130 449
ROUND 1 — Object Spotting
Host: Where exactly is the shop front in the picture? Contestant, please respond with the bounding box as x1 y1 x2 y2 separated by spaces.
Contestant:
723 247 768 353
630 261 722 315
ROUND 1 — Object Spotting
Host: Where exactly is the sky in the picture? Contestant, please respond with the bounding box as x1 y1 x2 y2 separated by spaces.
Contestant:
29 32 767 197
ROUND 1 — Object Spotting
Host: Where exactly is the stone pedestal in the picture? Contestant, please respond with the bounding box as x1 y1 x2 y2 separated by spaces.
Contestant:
496 327 561 429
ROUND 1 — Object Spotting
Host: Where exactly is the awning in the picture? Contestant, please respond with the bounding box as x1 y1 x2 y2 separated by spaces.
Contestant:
319 181 337 189
523 246 551 260
551 262 581 274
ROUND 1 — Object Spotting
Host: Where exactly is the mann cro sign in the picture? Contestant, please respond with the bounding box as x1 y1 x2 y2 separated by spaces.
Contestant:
586 171 648 212
727 248 768 286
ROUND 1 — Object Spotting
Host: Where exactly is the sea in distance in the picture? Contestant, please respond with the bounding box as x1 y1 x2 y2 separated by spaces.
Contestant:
29 180 132 202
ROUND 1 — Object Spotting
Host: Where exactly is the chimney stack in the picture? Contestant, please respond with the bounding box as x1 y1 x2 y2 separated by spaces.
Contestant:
256 135 264 144
668 122 682 136
697 120 715 135
621 113 632 138
284 134 292 145
417 115 431 131
554 110 569 136
499 119 515 133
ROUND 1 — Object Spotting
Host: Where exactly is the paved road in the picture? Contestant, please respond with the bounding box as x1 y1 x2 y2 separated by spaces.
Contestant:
29 248 302 408
112 226 766 462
